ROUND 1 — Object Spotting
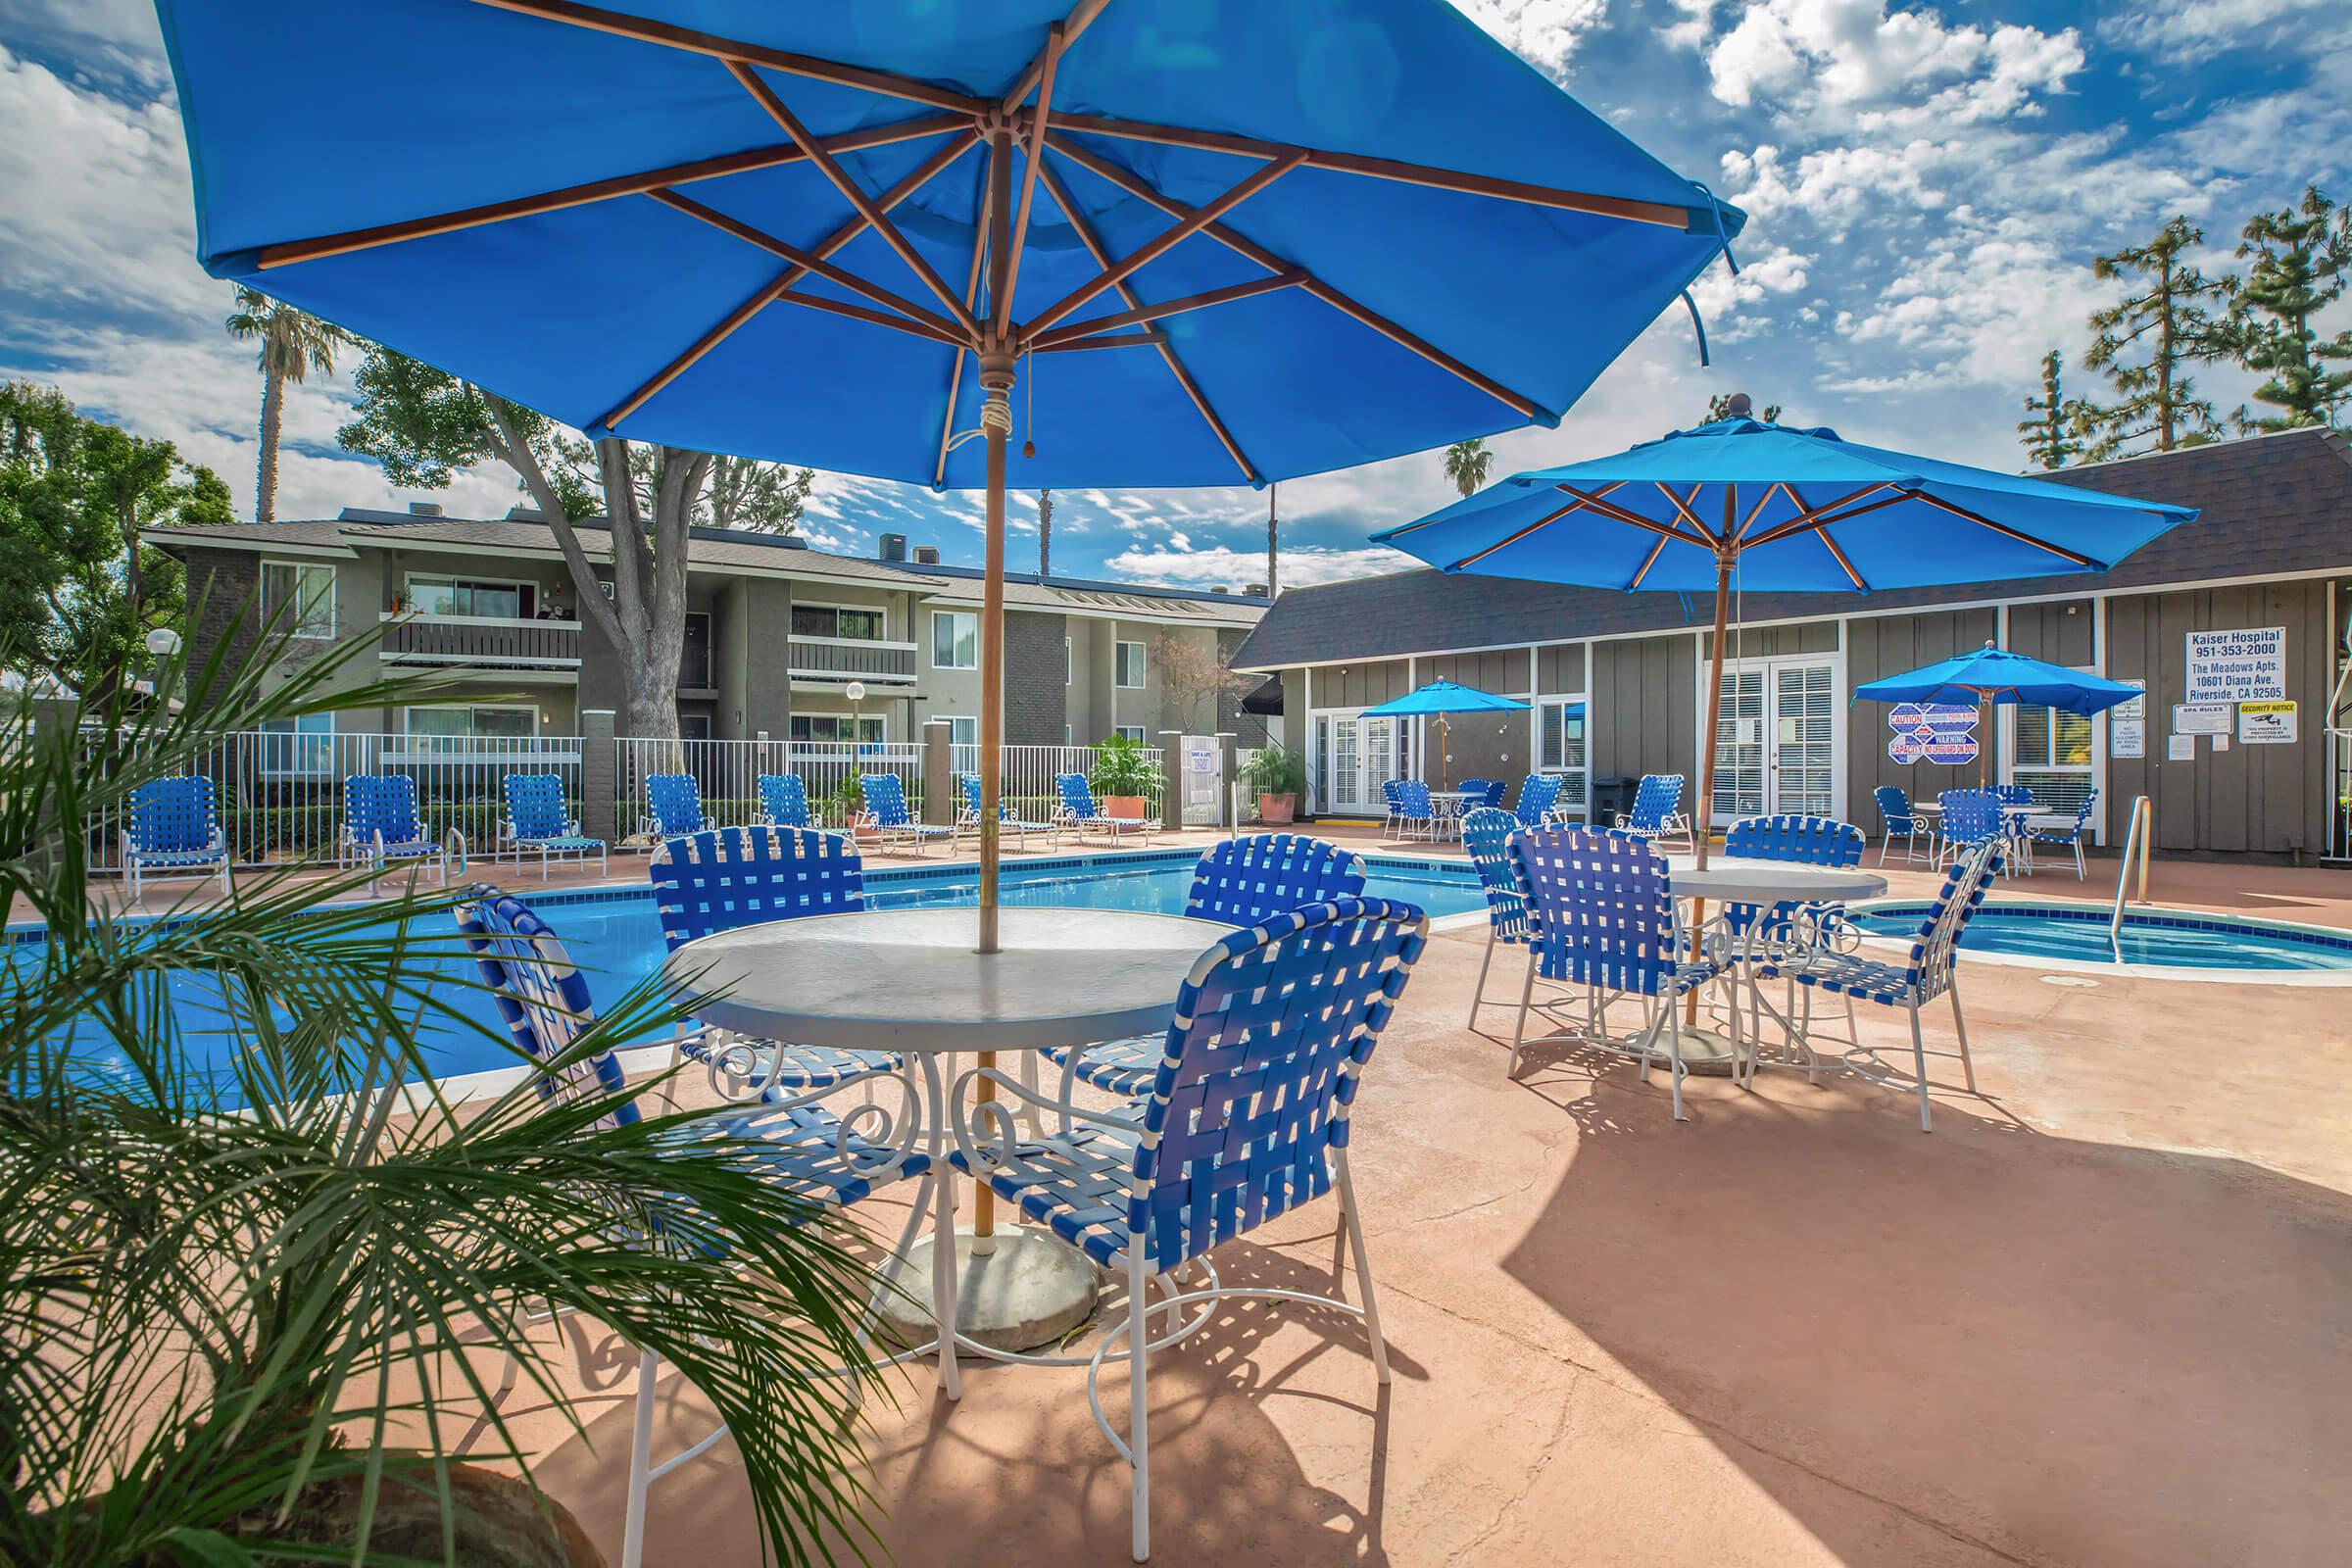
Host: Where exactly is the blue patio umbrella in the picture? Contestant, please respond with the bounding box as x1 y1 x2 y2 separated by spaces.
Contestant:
1371 413 2194 867
1361 679 1529 787
155 0 1744 953
1856 642 2142 784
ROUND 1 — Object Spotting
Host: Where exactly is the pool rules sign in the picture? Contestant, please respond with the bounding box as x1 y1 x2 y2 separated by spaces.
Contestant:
2185 627 2286 703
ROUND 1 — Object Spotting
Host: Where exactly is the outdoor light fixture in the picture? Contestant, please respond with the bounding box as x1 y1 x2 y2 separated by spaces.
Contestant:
144 628 183 658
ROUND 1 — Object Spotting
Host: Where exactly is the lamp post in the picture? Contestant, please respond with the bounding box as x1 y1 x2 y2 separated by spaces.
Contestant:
144 627 183 711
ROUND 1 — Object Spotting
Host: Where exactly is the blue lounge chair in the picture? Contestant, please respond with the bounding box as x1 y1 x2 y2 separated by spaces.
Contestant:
1391 779 1440 842
755 772 810 829
1514 773 1563 828
502 772 606 880
1936 788 2007 875
122 775 232 901
649 827 898 1095
1720 814 1869 1075
1460 806 1531 1025
1994 782 2038 870
2030 789 2099 879
859 772 955 857
1874 784 1934 865
643 772 704 839
343 773 451 893
1475 778 1508 808
1379 778 1405 836
946 897 1428 1558
1054 771 1152 846
453 887 936 1567
956 772 1053 851
1614 773 1693 852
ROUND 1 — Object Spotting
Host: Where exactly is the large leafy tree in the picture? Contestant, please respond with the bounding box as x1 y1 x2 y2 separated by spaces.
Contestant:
223 287 356 524
2079 216 2230 457
550 435 813 534
2220 185 2352 433
1443 437 1494 498
0 381 227 703
2017 349 2091 470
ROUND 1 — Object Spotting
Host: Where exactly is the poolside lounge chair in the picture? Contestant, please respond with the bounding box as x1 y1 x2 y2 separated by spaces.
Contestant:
1054 771 1152 846
642 772 704 840
122 775 232 901
1514 773 1563 829
501 772 607 880
342 773 451 894
946 896 1428 1559
1379 778 1405 836
2030 789 2099 880
1614 773 1694 852
453 887 936 1568
1460 806 1531 1025
649 827 898 1096
1874 785 1934 865
1391 779 1441 842
755 772 811 829
956 772 1053 850
859 772 956 857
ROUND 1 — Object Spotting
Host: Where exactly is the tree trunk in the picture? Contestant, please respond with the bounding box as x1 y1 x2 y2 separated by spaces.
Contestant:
2156 259 2175 452
257 363 285 524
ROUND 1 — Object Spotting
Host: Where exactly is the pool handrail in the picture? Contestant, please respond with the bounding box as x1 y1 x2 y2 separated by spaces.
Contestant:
2109 795 2152 961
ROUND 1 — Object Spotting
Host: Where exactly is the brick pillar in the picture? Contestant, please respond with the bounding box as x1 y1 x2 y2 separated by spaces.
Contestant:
580 709 616 843
921 718 954 825
1158 730 1184 834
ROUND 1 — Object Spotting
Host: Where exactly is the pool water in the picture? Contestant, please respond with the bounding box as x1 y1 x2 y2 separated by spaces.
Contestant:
1847 903 2352 972
38 849 1487 1096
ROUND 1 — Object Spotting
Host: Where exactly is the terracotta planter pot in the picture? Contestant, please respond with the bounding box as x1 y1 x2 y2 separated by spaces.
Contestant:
1104 796 1148 820
1258 792 1298 824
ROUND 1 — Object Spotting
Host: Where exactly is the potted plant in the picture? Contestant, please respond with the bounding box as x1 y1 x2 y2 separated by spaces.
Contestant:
1241 741 1306 824
830 773 874 841
1089 734 1160 820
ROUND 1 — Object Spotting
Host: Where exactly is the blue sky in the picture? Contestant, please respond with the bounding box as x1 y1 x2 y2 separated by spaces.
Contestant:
2 0 2346 588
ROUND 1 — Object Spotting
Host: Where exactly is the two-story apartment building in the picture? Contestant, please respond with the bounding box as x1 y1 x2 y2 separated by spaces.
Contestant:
155 507 1269 748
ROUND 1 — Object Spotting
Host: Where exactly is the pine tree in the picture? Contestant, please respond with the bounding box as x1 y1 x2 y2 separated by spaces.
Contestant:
2017 349 2090 469
2221 185 2352 433
2080 216 2229 458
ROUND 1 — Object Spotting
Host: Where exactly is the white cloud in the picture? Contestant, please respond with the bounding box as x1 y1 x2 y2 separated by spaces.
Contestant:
1448 0 1612 79
2100 0 2341 67
1702 0 2082 130
1105 543 1419 591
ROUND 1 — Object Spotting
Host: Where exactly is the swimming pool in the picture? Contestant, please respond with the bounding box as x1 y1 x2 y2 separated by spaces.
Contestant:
1847 901 2352 976
35 848 1489 1096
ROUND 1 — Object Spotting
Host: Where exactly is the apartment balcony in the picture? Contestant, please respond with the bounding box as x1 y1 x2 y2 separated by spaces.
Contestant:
379 612 582 676
788 634 918 690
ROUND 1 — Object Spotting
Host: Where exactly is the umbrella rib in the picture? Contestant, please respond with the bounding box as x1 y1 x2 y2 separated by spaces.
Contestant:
935 159 997 487
1813 525 1870 592
767 292 968 348
1555 484 1714 548
996 24 1064 344
1446 496 1602 569
1650 481 1711 540
1047 132 1549 420
1910 493 2104 567
1739 484 1903 548
645 188 968 343
1022 151 1306 336
602 130 977 430
1031 329 1168 353
1024 273 1305 350
1625 532 1673 590
1035 158 1258 482
253 118 965 270
1736 480 1788 541
1040 110 1700 229
462 0 988 114
726 61 984 340
1004 0 1117 110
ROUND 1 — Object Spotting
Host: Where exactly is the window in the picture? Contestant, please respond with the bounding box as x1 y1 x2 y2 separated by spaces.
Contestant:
931 611 978 669
1115 725 1146 743
257 711 334 778
680 611 712 689
940 716 980 747
1063 635 1073 685
2013 688 2096 815
403 705 537 739
788 714 886 744
791 604 886 641
1115 640 1146 688
1537 697 1590 815
261 562 336 638
405 572 528 619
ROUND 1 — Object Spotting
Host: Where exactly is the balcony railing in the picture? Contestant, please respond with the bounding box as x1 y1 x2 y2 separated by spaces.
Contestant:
379 612 581 668
787 635 917 685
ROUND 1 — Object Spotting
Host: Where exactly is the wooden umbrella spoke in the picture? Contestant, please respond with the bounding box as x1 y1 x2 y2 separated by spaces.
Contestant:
1030 330 1168 353
646 188 968 343
1002 0 1116 112
1024 272 1304 351
935 156 997 487
1625 531 1674 590
767 292 969 348
1554 483 1715 547
996 24 1064 343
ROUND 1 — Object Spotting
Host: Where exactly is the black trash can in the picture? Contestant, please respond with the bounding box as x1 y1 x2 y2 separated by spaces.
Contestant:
1589 774 1638 825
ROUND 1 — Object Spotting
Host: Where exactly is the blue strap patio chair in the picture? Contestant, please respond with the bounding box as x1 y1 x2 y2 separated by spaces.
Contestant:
502 772 607 881
1614 773 1694 852
1054 771 1152 846
1514 773 1563 828
1936 789 2007 875
343 773 451 894
945 897 1429 1560
643 772 704 839
122 775 232 901
755 772 810 829
1476 778 1508 808
956 772 1054 851
453 887 937 1564
1460 807 1531 1025
1043 834 1369 1098
1755 838 2002 1132
1720 815 1870 1078
1391 779 1440 842
1994 782 2037 870
2030 789 2099 880
1874 785 1935 866
1506 825 1724 1119
1378 777 1405 836
649 827 897 1095
859 772 956 857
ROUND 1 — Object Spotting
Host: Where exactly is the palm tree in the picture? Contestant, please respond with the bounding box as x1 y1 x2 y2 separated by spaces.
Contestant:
224 287 354 523
1444 437 1493 498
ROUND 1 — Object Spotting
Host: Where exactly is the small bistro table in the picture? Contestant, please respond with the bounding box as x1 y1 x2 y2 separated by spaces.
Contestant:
1659 856 1889 1075
663 905 1235 1370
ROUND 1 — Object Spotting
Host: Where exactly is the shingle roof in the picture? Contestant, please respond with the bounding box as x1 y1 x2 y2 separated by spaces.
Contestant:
1231 428 2352 668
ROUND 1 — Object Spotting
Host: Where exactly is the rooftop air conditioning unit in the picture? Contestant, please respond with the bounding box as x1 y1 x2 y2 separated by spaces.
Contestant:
879 532 907 562
912 545 941 564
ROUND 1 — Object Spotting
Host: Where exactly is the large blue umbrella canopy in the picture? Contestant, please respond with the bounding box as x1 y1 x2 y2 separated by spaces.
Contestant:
1360 679 1530 716
1855 644 2143 716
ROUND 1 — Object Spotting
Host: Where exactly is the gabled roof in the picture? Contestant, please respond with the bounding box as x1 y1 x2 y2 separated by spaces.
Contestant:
1231 427 2352 669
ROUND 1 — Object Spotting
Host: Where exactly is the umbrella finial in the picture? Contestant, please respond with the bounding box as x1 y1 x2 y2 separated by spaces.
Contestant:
1724 392 1751 416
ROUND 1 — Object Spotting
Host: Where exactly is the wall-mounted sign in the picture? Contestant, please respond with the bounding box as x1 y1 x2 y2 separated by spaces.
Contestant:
2238 700 2297 745
2168 734 2196 760
2172 703 2232 736
2185 626 2286 703
1886 702 1979 765
2109 679 2147 759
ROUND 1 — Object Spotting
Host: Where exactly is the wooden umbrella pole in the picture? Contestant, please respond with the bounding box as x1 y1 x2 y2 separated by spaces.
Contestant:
1687 552 1733 1023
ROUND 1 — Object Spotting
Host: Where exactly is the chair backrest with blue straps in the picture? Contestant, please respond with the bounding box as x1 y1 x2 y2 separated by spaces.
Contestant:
1054 772 1099 819
1874 784 1916 831
1478 778 1507 808
1379 779 1404 813
1938 788 2004 848
504 773 573 840
1995 782 2034 807
1394 780 1434 821
1187 834 1366 926
957 772 1011 823
1626 773 1685 832
1456 778 1491 806
1896 837 2003 1002
860 772 915 826
1515 773 1561 827
1508 826 1679 995
453 888 640 1128
129 775 220 855
1459 807 1528 943
346 773 424 846
756 773 809 828
1721 815 1867 936
1126 898 1427 1269
644 773 704 836
648 826 863 952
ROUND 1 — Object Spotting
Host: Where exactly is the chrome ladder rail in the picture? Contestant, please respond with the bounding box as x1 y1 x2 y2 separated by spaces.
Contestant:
2109 795 2152 961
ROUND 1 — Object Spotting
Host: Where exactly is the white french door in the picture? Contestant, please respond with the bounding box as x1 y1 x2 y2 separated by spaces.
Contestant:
1312 710 1411 814
1709 656 1842 825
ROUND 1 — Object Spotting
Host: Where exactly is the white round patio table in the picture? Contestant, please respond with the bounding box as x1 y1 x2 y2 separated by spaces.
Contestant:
663 906 1235 1375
